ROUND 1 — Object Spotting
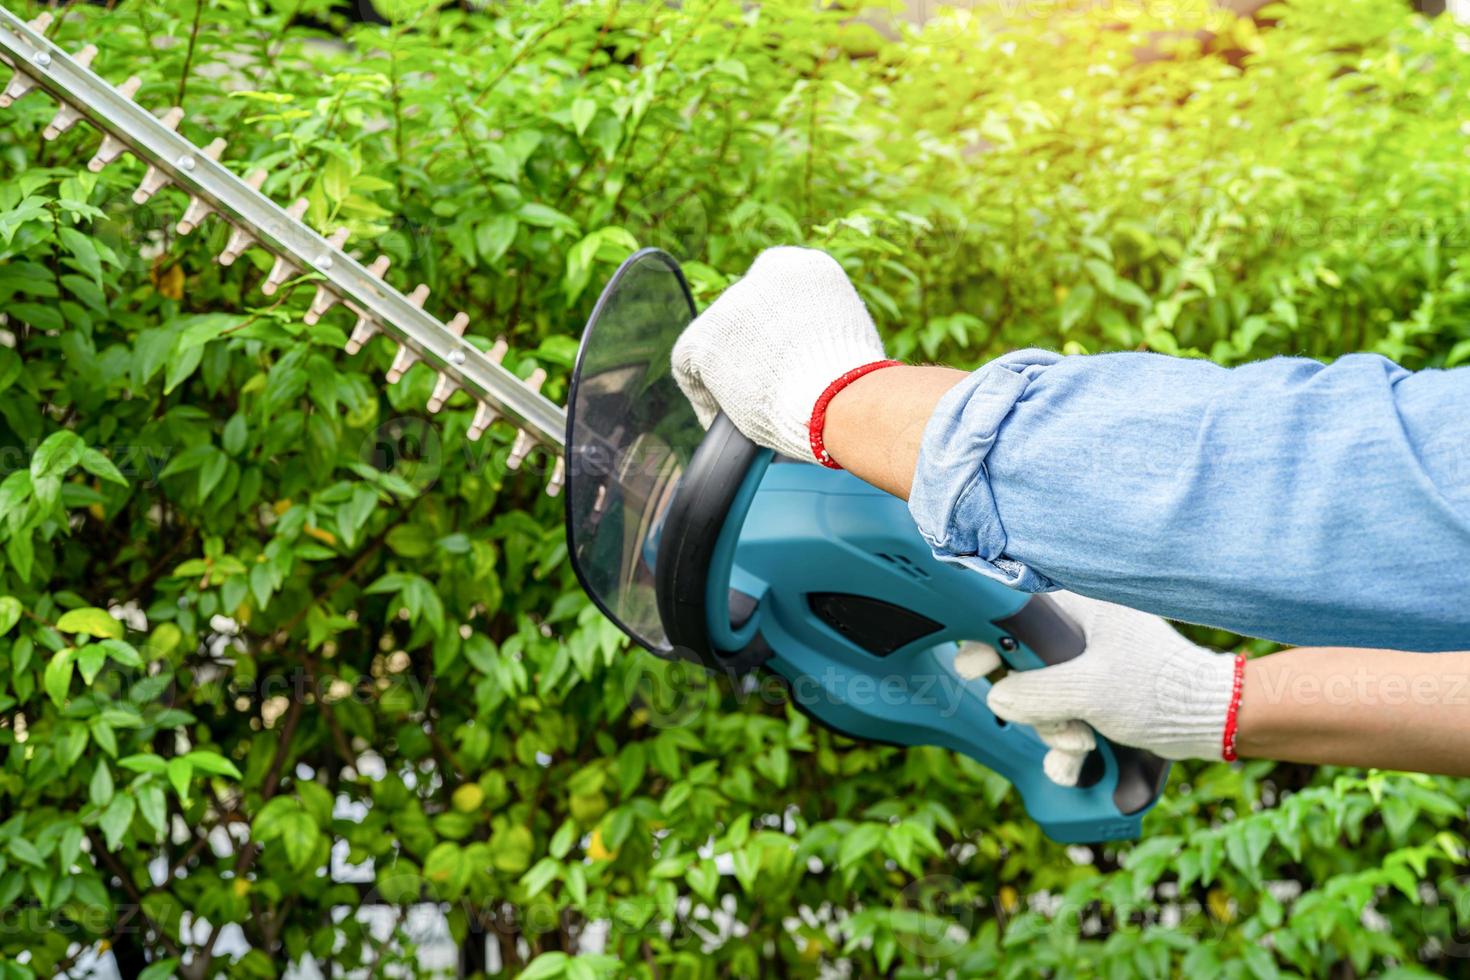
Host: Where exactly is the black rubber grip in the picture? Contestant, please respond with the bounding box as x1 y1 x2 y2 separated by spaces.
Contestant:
993 594 1171 816
993 593 1086 666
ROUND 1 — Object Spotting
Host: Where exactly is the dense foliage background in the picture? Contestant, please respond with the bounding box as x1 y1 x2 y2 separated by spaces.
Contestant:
0 0 1467 976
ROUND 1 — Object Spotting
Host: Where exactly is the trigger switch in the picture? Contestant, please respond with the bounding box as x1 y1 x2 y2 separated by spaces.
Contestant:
1076 749 1104 789
727 589 757 631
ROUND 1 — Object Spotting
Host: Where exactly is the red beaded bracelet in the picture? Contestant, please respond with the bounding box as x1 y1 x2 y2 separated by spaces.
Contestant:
1221 651 1247 762
807 360 904 468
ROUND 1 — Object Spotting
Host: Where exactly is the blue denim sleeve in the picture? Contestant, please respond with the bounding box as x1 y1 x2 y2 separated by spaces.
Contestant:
907 349 1470 652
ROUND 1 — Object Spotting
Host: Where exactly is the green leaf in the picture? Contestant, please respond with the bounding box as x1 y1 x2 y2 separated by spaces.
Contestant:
0 596 21 636
57 226 102 285
278 810 320 870
185 750 242 779
137 957 180 980
55 607 123 640
79 447 128 486
521 856 560 898
167 758 193 801
475 214 518 265
518 952 569 980
164 342 205 395
838 823 886 871
6 837 44 869
516 202 577 232
30 430 84 480
99 793 136 851
136 783 167 836
571 97 597 137
43 649 73 706
118 754 168 775
89 763 115 808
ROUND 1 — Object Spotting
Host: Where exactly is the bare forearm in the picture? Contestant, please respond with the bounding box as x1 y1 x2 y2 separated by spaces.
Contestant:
823 365 966 499
1237 648 1470 776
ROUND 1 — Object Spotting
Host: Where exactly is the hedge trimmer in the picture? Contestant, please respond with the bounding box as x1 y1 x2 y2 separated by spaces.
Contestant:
0 8 1167 842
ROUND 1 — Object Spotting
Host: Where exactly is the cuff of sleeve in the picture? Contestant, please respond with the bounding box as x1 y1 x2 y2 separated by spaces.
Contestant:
907 349 1063 593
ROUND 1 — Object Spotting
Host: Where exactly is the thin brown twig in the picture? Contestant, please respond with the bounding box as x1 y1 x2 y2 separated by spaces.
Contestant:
176 0 207 106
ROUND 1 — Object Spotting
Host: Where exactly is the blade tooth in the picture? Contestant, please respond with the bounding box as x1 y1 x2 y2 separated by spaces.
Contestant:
218 225 255 266
504 367 548 470
383 284 432 382
466 401 499 442
486 337 508 363
424 313 473 411
72 44 98 68
117 76 143 100
258 198 309 295
176 196 214 235
303 229 350 324
131 164 169 204
28 11 54 31
245 168 268 190
303 286 335 325
86 133 128 172
260 255 297 296
506 430 536 471
158 106 185 131
426 373 458 413
365 254 391 279
42 102 82 140
545 456 565 497
385 344 417 383
0 73 38 109
345 311 378 355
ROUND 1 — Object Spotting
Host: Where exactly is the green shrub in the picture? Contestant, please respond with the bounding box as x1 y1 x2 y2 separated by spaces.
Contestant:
0 0 1466 976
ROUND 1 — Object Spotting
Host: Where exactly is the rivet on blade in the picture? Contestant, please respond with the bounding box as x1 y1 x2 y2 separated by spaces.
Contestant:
423 314 471 411
545 456 566 497
39 44 97 137
175 140 227 233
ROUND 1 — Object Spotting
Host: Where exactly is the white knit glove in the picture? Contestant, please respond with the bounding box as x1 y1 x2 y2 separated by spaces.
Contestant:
987 592 1239 786
671 247 889 462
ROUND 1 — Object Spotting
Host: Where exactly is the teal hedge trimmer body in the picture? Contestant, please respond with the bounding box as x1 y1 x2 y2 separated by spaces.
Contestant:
565 250 1169 843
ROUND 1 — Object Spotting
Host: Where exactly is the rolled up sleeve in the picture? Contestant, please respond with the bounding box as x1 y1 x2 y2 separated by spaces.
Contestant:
907 349 1470 652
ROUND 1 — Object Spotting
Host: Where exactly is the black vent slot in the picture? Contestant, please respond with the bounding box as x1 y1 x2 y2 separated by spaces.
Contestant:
807 593 942 657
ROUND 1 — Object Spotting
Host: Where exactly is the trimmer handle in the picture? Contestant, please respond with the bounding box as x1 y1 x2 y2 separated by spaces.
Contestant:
994 593 1170 816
